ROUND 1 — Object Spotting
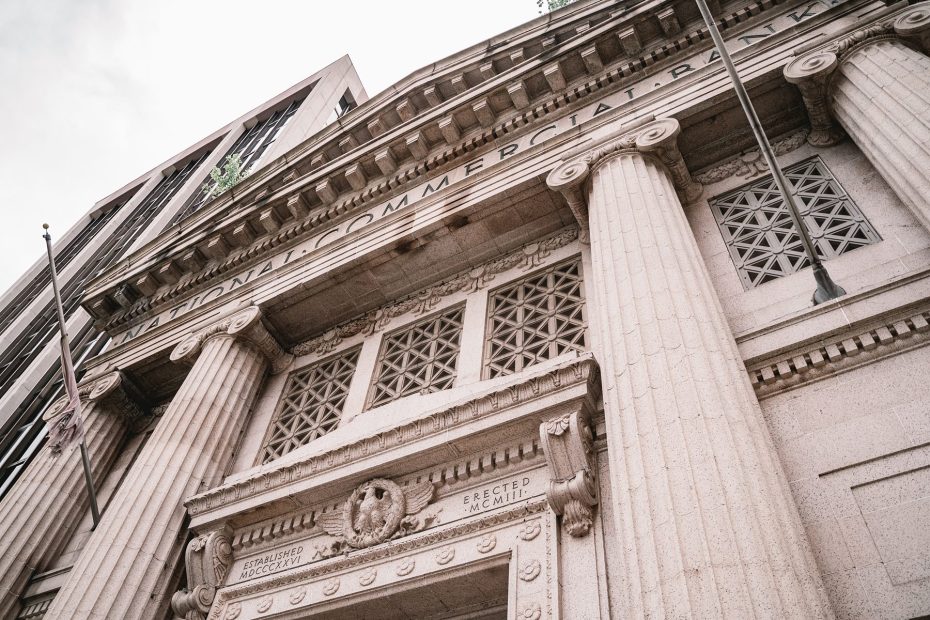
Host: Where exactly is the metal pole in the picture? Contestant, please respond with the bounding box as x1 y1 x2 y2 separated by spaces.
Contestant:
43 224 101 528
693 0 845 304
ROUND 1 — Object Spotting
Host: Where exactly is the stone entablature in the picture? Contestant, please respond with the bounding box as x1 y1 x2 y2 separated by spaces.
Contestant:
207 502 555 620
185 354 600 527
81 0 857 339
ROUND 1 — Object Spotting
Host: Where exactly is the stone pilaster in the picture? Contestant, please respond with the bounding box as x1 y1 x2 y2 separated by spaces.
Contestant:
0 371 142 619
47 307 287 619
785 3 930 228
547 118 832 618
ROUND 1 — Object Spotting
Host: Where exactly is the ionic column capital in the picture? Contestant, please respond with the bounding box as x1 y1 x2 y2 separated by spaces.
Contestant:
43 370 148 430
546 118 702 241
894 2 930 54
170 306 292 373
784 51 845 147
786 2 930 147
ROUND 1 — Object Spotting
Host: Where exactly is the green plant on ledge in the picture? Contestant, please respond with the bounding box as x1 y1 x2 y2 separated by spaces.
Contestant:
203 153 249 198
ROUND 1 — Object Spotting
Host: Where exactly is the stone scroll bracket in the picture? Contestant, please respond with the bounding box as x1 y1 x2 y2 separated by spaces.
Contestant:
538 403 598 537
172 525 233 620
784 2 930 146
546 117 703 243
169 306 293 374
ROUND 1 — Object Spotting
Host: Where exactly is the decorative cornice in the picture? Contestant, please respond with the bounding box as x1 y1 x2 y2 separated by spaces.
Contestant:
171 306 293 374
784 2 930 146
693 128 809 184
87 0 798 327
546 118 702 238
185 355 599 518
749 306 930 398
292 227 579 357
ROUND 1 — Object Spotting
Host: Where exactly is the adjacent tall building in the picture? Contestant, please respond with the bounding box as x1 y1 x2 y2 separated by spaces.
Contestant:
1 0 929 618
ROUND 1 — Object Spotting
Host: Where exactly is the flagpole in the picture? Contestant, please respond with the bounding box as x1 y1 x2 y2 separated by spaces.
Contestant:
694 0 846 305
42 224 101 528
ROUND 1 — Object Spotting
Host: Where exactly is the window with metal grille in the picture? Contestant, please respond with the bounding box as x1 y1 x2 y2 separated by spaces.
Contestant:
484 259 587 379
368 307 465 408
261 348 360 463
174 97 305 221
710 157 880 289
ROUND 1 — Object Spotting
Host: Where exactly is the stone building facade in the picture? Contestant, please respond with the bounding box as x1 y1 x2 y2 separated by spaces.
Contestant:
2 0 930 618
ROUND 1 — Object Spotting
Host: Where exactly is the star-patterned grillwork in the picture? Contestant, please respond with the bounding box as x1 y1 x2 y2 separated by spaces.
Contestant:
710 157 880 289
484 259 587 378
261 349 360 463
368 307 465 408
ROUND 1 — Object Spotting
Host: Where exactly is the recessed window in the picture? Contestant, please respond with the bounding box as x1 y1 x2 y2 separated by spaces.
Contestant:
261 348 360 463
367 307 465 408
484 259 587 379
709 156 880 289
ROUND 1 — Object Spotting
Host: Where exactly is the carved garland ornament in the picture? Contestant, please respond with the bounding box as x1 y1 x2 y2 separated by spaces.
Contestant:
316 478 436 549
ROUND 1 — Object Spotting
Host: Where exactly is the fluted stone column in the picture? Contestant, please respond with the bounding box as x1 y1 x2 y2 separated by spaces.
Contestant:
0 372 142 619
548 118 831 618
785 3 930 229
47 307 289 619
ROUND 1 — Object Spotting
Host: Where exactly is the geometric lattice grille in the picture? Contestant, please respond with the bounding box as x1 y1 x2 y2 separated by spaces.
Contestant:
368 307 464 408
710 156 880 289
484 259 587 379
261 348 359 463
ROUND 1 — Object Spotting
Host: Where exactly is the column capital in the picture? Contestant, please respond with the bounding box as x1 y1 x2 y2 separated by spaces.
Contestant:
546 118 702 241
784 51 845 147
43 370 148 430
785 2 930 147
894 2 930 54
170 306 292 373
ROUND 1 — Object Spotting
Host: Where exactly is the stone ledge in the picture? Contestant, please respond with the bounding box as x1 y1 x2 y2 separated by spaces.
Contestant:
749 307 930 398
185 354 600 525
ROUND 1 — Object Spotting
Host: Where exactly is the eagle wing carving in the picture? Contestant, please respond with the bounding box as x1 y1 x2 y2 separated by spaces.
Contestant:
316 508 345 537
404 481 435 515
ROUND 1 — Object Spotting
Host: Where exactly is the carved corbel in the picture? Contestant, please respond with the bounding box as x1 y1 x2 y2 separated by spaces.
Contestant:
170 306 293 373
784 51 844 147
171 526 233 620
539 405 597 537
546 118 702 242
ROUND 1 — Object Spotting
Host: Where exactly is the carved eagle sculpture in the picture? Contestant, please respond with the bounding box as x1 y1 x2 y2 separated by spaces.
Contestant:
316 478 435 549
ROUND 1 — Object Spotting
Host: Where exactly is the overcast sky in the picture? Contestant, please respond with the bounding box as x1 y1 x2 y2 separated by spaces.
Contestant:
0 0 540 292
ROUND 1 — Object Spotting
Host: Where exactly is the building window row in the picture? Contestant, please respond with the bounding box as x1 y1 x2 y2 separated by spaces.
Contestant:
260 257 589 463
